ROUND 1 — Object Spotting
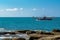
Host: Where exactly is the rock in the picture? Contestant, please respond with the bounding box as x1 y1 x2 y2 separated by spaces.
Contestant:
54 37 60 40
52 29 60 32
40 31 54 35
15 30 30 34
8 32 16 35
12 38 26 40
26 31 37 35
2 38 12 40
29 37 40 40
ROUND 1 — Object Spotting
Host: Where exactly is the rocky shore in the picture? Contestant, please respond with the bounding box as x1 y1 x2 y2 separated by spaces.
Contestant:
0 29 60 40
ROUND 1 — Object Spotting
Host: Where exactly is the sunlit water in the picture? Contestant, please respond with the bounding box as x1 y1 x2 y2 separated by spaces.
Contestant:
0 17 60 31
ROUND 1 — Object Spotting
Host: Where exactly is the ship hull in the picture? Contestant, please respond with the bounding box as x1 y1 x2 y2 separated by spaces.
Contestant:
36 17 52 20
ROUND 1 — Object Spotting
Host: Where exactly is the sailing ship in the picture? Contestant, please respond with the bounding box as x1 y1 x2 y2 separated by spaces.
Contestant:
33 16 52 20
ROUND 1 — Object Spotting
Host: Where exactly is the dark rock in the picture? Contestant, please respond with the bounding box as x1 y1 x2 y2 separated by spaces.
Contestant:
54 37 60 40
40 32 54 35
26 31 36 34
12 38 26 40
8 32 16 35
52 29 60 32
29 37 40 40
2 38 12 40
0 32 8 35
16 30 30 33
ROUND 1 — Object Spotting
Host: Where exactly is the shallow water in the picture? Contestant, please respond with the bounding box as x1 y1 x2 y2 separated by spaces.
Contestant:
0 17 60 31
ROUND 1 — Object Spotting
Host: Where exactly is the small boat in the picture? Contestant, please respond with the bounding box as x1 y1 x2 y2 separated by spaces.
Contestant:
35 16 52 20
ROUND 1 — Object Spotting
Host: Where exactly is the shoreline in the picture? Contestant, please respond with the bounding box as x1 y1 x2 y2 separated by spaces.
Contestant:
0 29 60 40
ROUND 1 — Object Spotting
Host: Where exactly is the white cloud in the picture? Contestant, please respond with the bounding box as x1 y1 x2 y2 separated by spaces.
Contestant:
32 8 37 11
0 8 24 13
6 8 18 12
20 8 23 11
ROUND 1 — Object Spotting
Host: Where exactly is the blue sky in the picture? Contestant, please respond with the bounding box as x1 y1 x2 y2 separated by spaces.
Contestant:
0 0 60 17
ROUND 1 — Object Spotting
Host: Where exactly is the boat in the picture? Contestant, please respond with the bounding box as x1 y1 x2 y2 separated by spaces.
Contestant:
35 16 52 20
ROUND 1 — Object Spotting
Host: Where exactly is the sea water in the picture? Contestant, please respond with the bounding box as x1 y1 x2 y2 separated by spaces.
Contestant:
0 17 60 31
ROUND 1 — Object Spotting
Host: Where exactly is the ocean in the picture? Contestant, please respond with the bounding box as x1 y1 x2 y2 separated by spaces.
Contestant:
0 17 60 31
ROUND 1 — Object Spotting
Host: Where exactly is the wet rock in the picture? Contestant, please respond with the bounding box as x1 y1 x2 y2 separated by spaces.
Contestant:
26 31 37 35
52 29 60 35
29 37 40 40
0 32 9 35
12 38 26 40
8 32 16 35
52 29 60 32
40 31 54 35
15 30 30 34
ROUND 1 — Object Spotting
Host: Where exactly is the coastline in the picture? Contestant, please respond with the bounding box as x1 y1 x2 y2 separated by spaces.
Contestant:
0 29 60 40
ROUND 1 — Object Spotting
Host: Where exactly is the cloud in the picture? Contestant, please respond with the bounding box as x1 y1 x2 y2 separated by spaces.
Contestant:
0 8 24 14
20 8 23 11
42 8 45 11
6 8 18 12
32 8 37 11
0 10 4 12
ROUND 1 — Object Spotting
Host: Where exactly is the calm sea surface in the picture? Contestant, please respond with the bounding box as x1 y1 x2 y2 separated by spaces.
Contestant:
0 17 60 31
